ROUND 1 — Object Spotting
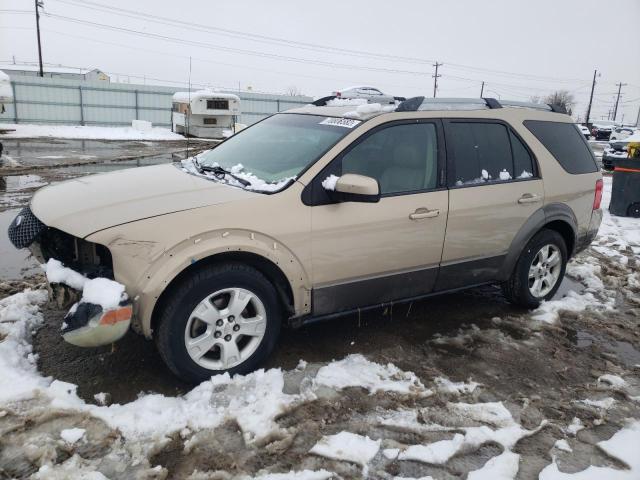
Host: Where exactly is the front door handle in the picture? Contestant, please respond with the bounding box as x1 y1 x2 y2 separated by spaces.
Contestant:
518 194 542 204
409 208 440 220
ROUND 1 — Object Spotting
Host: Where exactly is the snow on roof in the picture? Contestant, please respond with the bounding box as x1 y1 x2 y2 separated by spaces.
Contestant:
1 64 101 75
172 90 241 104
0 70 9 82
336 85 381 92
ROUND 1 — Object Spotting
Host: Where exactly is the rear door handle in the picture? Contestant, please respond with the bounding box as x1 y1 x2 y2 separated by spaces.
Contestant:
409 208 440 220
518 194 542 204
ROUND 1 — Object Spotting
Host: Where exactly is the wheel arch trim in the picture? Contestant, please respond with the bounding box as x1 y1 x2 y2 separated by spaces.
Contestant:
135 229 310 337
498 204 577 281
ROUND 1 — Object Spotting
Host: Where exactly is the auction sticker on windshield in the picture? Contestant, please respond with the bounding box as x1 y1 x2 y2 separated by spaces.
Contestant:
319 117 361 128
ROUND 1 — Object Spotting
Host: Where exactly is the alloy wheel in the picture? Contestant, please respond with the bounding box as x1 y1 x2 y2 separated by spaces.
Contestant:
184 287 267 370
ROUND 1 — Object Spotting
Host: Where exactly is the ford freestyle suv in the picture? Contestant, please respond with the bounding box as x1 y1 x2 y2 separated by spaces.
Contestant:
8 97 603 383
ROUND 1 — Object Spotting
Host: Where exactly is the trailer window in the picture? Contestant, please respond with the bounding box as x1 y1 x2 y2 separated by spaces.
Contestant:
207 100 229 110
203 118 217 125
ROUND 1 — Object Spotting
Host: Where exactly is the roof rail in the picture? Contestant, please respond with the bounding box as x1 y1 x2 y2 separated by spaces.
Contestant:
394 96 569 114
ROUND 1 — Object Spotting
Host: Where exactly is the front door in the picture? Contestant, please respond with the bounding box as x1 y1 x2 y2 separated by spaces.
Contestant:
307 120 448 315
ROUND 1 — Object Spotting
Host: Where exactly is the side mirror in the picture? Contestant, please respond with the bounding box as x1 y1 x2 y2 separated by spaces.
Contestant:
334 174 380 203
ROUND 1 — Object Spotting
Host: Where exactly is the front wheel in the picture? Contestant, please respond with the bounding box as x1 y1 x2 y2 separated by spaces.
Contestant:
502 229 568 308
156 263 282 383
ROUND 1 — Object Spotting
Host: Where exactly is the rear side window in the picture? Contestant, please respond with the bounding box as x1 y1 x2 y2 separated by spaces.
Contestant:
447 122 534 185
524 120 598 174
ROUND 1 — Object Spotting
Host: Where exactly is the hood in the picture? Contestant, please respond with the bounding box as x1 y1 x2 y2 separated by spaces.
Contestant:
31 163 258 238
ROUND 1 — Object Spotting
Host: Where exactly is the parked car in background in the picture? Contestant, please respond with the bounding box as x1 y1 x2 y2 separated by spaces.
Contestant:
609 126 636 141
591 120 618 140
602 131 640 170
578 124 591 139
332 85 396 104
8 97 603 383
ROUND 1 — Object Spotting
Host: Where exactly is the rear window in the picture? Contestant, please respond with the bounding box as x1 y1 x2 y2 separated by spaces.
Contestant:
524 120 598 174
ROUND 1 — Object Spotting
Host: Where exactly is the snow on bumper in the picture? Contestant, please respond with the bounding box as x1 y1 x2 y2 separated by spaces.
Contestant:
61 300 132 347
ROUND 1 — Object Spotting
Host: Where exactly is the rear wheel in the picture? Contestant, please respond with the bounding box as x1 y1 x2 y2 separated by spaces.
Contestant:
156 263 282 383
502 229 568 308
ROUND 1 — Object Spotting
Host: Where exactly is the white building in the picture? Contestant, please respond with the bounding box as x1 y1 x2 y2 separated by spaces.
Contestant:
1 65 110 82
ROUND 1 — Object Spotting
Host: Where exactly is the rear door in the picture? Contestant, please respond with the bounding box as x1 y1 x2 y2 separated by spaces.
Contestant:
436 119 544 290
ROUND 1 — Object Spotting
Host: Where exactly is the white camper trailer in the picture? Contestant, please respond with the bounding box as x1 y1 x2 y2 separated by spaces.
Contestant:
172 91 240 139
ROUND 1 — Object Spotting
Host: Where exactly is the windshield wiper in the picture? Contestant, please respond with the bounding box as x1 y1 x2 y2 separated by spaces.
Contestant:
199 164 252 187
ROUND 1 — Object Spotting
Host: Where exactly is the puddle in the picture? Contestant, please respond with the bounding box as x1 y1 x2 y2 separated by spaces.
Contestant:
571 330 640 367
0 208 41 280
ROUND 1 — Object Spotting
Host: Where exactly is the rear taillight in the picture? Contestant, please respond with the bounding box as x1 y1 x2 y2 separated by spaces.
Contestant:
593 179 603 210
336 91 341 97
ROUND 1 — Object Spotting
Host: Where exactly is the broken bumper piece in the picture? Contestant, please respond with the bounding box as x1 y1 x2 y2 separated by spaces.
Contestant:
62 301 132 347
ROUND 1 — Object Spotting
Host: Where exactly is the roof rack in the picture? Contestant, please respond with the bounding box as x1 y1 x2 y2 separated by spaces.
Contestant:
395 97 567 114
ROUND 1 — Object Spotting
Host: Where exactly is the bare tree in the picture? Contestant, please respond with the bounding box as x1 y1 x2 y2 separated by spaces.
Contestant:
543 90 575 115
529 95 542 104
285 85 303 96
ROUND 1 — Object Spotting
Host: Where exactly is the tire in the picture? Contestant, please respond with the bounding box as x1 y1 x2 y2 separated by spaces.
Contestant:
156 262 282 383
628 203 640 218
502 229 568 309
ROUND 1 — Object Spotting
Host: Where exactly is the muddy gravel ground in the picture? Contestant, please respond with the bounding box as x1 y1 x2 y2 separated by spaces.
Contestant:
1 246 639 479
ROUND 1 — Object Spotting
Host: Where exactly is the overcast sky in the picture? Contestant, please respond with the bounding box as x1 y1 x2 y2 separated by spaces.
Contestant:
2 0 639 123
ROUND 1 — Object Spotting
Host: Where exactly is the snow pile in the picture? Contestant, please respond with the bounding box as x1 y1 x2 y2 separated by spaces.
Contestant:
313 354 430 395
433 376 480 395
60 428 86 444
321 174 339 191
499 169 512 180
181 158 295 193
0 289 50 403
343 102 396 119
44 259 127 310
0 123 185 141
380 400 546 475
325 98 367 107
309 431 380 472
539 420 640 480
397 434 465 464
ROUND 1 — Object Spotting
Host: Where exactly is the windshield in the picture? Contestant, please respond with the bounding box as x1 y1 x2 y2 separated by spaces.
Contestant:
196 113 360 190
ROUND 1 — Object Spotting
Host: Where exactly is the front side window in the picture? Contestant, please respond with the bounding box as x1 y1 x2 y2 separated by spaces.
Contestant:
198 114 359 185
447 122 536 186
340 123 439 195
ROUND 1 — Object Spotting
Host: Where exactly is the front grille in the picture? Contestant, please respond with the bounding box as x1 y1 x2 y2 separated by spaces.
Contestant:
7 207 47 249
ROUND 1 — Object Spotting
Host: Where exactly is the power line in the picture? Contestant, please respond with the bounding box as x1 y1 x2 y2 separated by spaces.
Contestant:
41 12 435 77
46 0 599 85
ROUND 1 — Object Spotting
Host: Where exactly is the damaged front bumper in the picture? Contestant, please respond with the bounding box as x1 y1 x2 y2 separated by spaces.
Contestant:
61 299 133 348
8 206 132 347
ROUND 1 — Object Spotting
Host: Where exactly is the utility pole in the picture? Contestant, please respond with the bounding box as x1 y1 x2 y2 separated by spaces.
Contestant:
584 69 597 126
480 81 485 97
612 82 626 122
432 62 442 98
34 0 44 77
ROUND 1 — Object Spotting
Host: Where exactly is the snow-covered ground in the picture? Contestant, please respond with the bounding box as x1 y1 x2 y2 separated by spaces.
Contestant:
0 123 185 141
1 175 639 479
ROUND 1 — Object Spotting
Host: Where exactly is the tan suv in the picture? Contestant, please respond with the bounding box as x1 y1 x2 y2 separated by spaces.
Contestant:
8 97 603 383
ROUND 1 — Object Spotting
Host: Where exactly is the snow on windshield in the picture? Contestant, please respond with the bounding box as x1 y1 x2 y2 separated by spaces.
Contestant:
181 157 295 193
